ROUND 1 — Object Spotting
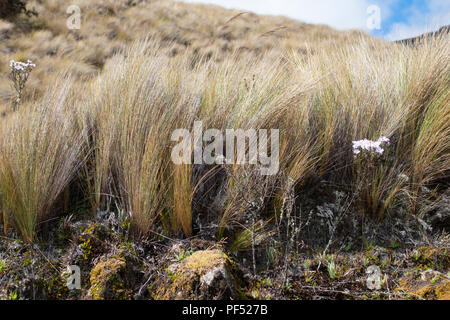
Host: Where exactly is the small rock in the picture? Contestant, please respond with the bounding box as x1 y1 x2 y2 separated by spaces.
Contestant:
200 265 228 287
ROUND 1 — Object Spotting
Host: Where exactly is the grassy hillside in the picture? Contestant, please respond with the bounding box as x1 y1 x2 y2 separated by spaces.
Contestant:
0 0 382 112
0 0 449 300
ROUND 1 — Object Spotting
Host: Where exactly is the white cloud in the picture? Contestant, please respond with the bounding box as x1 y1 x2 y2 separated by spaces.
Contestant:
180 0 373 31
384 0 450 41
385 23 429 41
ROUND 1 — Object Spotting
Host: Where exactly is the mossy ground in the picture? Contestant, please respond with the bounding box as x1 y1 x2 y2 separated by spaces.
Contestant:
1 211 448 300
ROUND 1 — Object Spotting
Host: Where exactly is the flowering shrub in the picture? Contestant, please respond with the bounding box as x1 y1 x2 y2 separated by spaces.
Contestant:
352 136 398 217
352 136 390 156
9 59 35 111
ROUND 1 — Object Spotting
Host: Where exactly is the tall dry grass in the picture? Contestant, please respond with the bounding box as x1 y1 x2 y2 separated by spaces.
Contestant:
291 34 449 219
0 76 86 243
83 42 200 237
0 17 448 243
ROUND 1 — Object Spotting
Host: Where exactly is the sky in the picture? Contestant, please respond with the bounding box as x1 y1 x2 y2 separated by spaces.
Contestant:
180 0 450 41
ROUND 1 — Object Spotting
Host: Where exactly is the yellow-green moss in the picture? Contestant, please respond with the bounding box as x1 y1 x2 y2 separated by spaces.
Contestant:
411 246 449 270
435 281 450 300
88 256 127 300
0 259 7 273
181 250 228 273
396 277 450 300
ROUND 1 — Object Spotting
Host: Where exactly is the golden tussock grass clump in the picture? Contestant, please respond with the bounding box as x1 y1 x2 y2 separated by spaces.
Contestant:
0 76 87 242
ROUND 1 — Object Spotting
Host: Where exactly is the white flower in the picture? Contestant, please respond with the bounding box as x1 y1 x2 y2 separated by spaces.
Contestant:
9 59 36 72
353 136 390 156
